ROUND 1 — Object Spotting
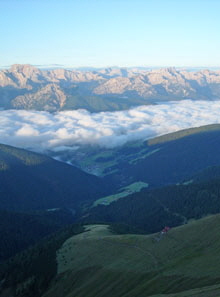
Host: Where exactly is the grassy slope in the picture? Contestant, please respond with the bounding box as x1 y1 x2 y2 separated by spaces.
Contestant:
44 215 220 297
147 124 220 146
93 182 148 206
0 224 84 297
149 284 220 297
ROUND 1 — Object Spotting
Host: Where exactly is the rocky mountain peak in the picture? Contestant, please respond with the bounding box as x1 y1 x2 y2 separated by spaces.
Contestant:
1 65 220 112
10 64 39 75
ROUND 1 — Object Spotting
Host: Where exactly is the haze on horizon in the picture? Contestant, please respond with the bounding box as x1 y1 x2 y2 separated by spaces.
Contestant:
1 0 220 68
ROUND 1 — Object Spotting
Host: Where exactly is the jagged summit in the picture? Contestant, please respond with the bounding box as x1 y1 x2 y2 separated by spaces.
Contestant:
1 64 220 112
10 64 37 71
10 64 40 77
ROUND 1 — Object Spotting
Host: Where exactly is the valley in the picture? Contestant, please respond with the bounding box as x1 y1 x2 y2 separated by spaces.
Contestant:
2 124 220 296
52 123 220 190
2 1 220 296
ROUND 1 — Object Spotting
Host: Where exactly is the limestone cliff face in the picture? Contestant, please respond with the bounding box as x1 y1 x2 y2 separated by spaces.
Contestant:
1 64 220 111
0 64 44 89
11 84 67 111
93 68 192 98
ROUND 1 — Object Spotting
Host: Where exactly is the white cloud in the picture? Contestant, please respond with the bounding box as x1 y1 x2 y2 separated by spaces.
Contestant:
1 100 220 152
16 125 39 137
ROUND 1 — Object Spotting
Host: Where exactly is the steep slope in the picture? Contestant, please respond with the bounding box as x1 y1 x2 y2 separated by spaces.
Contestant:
2 209 220 296
11 84 67 111
85 177 220 233
0 143 108 212
99 124 220 188
54 124 220 190
0 209 75 262
39 215 220 297
0 224 84 297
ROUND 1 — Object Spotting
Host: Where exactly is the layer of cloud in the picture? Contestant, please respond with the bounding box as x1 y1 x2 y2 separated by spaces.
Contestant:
1 100 220 152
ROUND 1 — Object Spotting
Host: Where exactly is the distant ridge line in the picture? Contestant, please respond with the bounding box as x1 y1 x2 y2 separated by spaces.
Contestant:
147 124 220 145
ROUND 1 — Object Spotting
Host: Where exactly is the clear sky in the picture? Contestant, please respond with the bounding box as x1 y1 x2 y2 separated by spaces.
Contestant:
1 0 220 68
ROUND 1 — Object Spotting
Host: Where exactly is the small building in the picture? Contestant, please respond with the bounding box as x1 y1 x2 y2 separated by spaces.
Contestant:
161 226 171 234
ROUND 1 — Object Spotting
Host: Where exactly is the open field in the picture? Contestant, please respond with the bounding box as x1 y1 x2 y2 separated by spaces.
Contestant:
93 182 149 206
44 214 220 297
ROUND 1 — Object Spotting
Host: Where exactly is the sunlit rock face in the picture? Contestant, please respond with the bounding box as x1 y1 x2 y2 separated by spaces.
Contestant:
1 65 220 111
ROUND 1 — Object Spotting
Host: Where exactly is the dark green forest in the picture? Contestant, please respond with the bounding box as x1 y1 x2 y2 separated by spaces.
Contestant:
103 129 220 188
0 209 76 262
0 224 84 297
84 177 220 234
0 143 108 212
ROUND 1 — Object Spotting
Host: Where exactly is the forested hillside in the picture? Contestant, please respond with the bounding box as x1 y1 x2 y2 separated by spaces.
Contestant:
0 224 84 297
85 176 220 233
102 125 220 188
0 143 108 212
0 209 75 262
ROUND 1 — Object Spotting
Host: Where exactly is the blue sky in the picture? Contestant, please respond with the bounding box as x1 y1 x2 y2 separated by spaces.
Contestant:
1 0 220 68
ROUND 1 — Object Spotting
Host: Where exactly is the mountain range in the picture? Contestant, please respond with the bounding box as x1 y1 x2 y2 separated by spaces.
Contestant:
1 64 220 111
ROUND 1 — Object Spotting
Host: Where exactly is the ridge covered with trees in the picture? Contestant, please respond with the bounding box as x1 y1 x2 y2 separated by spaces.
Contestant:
0 143 109 212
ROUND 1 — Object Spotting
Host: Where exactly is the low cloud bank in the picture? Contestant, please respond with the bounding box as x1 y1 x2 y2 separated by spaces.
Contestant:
1 100 220 152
